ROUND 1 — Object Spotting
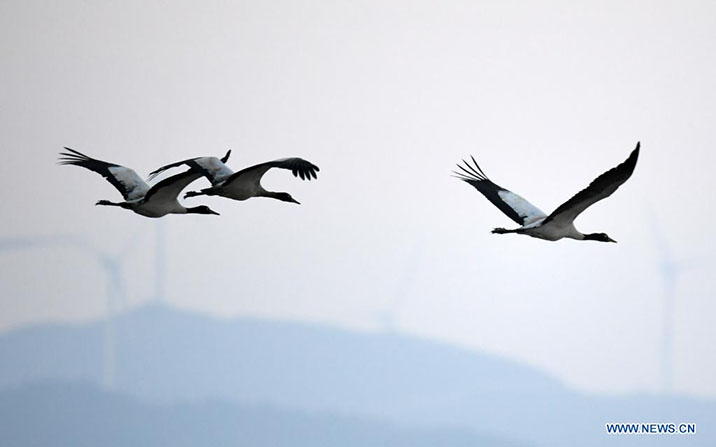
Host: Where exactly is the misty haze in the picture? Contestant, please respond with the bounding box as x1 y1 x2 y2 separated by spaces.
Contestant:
1 1 716 446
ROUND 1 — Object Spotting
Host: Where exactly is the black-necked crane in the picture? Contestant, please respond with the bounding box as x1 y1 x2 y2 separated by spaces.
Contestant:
148 150 319 205
454 142 640 242
59 148 220 218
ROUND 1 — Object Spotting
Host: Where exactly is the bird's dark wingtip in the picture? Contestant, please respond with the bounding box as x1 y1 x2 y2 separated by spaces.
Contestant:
631 142 640 160
61 147 85 157
451 171 469 181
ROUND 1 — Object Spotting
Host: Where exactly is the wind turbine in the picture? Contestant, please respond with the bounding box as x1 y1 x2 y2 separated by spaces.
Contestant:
649 213 709 394
650 217 678 394
0 232 140 389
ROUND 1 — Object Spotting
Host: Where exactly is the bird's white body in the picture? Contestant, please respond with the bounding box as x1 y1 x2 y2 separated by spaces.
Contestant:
493 190 582 240
519 219 584 241
131 198 188 218
212 181 264 201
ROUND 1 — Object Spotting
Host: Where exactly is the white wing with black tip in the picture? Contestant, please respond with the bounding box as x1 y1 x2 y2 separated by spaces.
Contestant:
541 142 640 227
454 155 547 226
221 157 320 187
58 148 149 201
147 150 233 184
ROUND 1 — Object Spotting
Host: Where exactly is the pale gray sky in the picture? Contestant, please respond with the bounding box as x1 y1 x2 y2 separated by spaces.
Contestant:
1 0 715 396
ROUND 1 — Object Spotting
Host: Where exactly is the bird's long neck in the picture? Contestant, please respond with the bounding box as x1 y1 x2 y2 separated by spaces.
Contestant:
259 190 281 200
262 190 299 204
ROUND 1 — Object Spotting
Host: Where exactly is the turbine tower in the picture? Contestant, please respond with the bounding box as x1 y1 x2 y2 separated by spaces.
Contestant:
651 219 677 394
373 241 424 333
0 234 136 390
648 214 706 394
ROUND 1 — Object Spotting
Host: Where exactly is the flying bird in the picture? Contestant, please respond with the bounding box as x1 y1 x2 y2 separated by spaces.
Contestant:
454 142 640 242
59 148 220 218
148 151 319 204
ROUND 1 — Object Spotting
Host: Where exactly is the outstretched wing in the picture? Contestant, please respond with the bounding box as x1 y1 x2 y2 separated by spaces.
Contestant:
222 157 320 187
454 155 546 226
542 142 640 226
143 169 204 204
147 150 233 184
58 147 149 201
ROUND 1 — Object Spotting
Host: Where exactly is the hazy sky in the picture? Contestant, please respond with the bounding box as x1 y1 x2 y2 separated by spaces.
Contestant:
1 0 715 397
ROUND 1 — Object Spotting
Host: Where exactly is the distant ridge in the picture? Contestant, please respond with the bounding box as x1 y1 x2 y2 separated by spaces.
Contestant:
0 304 714 446
0 381 525 447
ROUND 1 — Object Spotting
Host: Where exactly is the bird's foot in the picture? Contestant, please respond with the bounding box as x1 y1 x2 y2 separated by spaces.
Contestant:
492 227 508 234
95 200 112 206
184 190 200 199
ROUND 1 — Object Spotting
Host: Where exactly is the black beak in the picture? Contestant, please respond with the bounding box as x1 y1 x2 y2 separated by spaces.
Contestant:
608 237 617 243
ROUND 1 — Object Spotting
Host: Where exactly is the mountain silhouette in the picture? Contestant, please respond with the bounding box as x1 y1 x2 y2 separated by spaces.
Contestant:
0 304 713 446
0 381 525 447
